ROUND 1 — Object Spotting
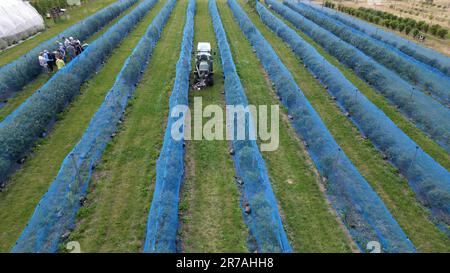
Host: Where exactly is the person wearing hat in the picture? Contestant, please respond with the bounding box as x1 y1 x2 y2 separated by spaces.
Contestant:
38 52 49 75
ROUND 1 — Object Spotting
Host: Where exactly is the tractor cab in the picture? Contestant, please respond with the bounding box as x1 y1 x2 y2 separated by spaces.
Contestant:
193 42 214 90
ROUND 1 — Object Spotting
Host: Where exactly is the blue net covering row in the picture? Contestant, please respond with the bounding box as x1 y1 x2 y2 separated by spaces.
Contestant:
302 1 450 77
12 0 174 253
266 0 450 153
209 0 291 253
143 0 193 253
284 1 450 107
258 1 450 232
229 0 415 252
0 0 159 185
0 0 139 101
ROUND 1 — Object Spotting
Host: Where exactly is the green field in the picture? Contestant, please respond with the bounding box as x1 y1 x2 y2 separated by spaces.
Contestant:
0 0 448 253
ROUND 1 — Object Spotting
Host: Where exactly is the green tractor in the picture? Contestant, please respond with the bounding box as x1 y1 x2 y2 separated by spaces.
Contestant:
193 42 214 90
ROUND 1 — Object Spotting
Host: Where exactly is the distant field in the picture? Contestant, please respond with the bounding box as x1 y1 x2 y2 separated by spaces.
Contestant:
313 0 450 55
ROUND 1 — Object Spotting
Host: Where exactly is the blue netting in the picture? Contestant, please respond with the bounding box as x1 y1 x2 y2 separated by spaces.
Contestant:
229 0 415 252
0 0 139 101
209 0 291 253
303 1 450 77
12 0 174 253
258 1 450 232
284 1 450 107
143 0 194 253
266 0 450 153
0 0 159 185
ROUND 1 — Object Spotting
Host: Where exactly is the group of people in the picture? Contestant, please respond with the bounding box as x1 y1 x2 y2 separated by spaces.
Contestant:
38 36 86 74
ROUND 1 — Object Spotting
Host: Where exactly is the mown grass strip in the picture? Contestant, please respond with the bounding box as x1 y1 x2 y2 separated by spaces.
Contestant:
67 0 188 252
0 0 143 122
0 1 165 252
0 0 122 65
177 0 248 253
245 1 450 252
217 0 355 253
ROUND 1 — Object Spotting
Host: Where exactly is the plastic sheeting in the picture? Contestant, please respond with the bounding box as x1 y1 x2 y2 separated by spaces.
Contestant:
0 0 139 101
258 1 450 231
229 0 415 252
0 0 45 50
143 0 192 253
303 2 450 77
0 0 159 186
285 1 450 107
12 0 173 253
209 0 291 253
267 0 450 153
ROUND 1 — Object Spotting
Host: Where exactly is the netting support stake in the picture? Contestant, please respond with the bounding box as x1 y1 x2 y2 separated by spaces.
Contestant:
407 146 419 174
70 154 82 188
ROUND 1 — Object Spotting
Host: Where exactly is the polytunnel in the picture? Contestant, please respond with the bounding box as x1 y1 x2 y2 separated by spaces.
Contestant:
0 0 45 50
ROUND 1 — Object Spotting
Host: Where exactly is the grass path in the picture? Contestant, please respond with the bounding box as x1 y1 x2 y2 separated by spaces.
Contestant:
266 3 449 170
0 0 143 122
241 1 450 252
177 0 248 253
0 0 124 65
0 1 165 252
68 0 188 252
217 0 355 253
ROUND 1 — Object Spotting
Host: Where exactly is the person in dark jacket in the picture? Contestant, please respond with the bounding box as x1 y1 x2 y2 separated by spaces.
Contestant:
44 50 55 72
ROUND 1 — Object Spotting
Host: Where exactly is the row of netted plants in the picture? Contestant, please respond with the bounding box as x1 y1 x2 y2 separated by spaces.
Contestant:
0 0 159 185
143 0 193 253
208 0 291 253
11 0 175 253
284 1 450 107
266 0 450 153
228 0 415 253
303 2 450 77
0 0 139 101
257 1 450 232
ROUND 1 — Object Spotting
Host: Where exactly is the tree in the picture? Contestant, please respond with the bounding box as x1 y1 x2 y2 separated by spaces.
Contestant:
405 26 412 35
398 24 405 32
437 28 448 39
430 24 440 35
413 28 420 37
390 21 398 30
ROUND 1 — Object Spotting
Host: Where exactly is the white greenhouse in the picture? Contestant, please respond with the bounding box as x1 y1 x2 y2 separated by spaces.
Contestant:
0 0 45 50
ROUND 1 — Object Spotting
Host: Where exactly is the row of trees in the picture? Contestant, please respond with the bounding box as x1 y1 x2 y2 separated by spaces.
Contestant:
30 0 86 16
324 1 448 39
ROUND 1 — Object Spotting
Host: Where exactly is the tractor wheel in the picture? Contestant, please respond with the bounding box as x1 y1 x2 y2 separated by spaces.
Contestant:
207 75 214 86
